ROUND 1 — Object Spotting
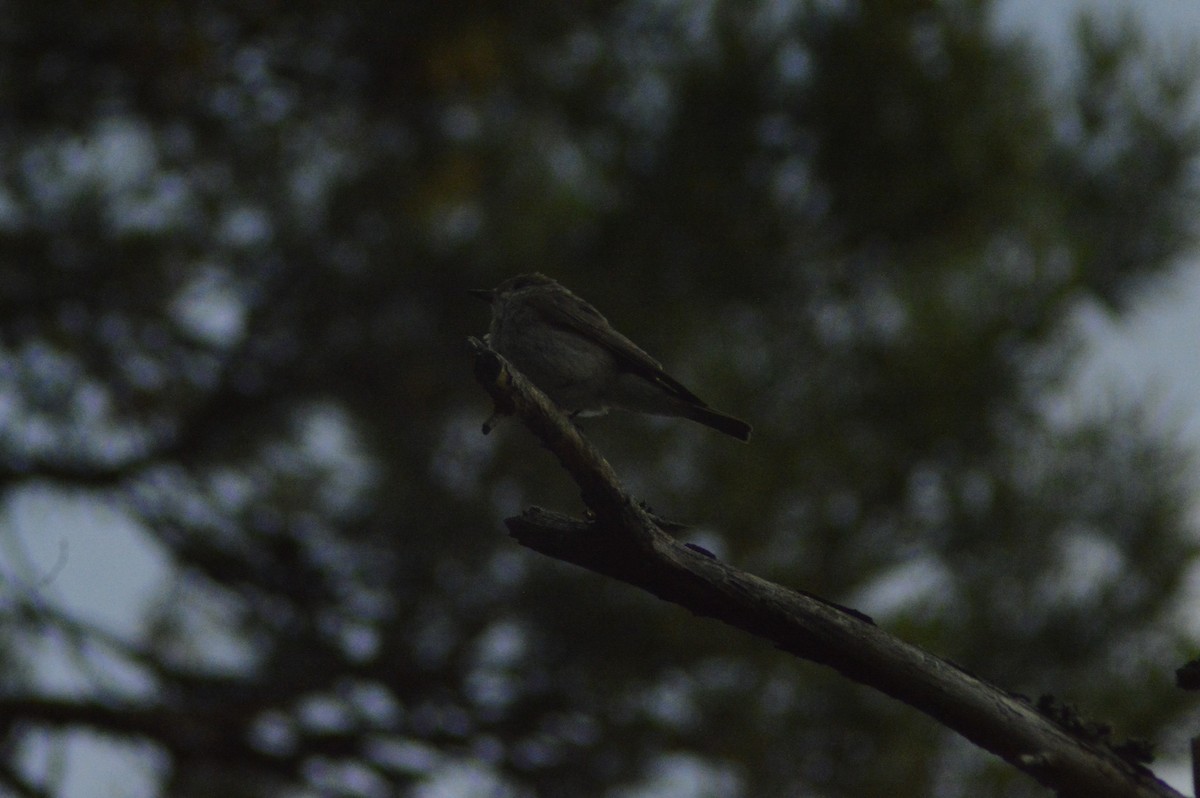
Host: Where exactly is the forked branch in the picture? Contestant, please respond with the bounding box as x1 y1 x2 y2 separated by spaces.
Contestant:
471 338 1181 798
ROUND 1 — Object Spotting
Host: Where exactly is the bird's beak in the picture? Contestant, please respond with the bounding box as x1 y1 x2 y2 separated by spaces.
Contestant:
468 288 494 302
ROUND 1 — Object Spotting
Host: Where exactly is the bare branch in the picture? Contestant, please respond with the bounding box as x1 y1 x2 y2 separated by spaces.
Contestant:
471 340 1184 798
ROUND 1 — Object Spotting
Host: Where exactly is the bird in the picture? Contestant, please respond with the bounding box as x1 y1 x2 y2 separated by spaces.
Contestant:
470 273 751 442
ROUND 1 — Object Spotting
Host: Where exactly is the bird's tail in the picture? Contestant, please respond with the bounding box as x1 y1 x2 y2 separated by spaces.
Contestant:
683 405 752 442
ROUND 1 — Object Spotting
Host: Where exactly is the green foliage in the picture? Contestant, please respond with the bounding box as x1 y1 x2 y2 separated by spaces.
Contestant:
1 1 1198 796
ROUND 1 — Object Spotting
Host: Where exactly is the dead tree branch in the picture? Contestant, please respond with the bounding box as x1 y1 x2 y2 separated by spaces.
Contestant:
469 338 1183 798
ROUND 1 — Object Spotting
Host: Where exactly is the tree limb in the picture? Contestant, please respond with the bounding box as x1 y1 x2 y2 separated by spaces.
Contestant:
470 339 1183 798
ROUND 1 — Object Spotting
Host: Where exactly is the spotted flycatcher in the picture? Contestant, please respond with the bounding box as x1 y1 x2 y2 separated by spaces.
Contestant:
471 273 751 441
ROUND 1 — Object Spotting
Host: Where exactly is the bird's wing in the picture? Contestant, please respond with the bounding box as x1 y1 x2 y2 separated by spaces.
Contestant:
525 289 709 406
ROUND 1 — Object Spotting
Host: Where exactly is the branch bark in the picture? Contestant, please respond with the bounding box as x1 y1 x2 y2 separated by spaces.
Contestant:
470 339 1183 798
